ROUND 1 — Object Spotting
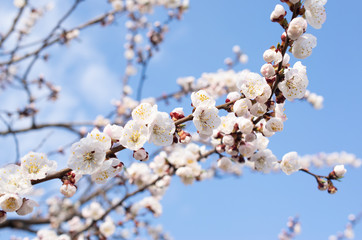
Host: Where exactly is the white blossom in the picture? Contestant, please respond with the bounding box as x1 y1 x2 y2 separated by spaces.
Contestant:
222 135 235 146
263 49 276 63
218 157 233 171
260 63 275 78
60 184 77 198
16 199 38 215
87 128 112 150
270 4 286 22
103 124 123 141
280 152 301 175
250 102 267 117
334 165 347 178
238 142 257 158
305 0 327 29
119 120 149 150
0 164 32 195
233 99 251 117
149 112 175 146
191 90 215 107
20 152 57 180
226 91 241 102
100 217 116 237
193 106 221 136
132 103 158 125
219 113 237 134
176 166 195 185
82 202 105 220
265 117 284 132
91 158 122 184
287 17 307 41
237 72 267 99
292 33 317 59
250 149 277 173
279 61 309 101
68 137 107 175
256 85 272 103
237 117 254 134
14 0 25 8
0 193 23 212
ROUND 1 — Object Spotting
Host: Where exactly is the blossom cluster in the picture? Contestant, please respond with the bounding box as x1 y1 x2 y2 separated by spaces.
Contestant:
0 152 57 222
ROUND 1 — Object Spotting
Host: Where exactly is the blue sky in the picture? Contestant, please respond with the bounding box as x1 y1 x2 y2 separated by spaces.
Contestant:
0 0 362 239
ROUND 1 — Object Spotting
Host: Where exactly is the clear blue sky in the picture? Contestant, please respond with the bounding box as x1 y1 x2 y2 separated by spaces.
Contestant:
1 0 361 239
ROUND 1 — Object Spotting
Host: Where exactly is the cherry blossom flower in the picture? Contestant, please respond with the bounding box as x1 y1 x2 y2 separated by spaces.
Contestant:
132 103 158 125
265 117 284 132
193 106 221 136
292 33 317 59
91 158 122 184
16 199 39 215
191 90 215 107
218 157 233 171
233 98 251 117
305 0 327 29
250 149 277 173
0 164 32 195
279 61 309 101
219 112 237 134
103 124 124 141
0 193 22 212
237 72 267 99
119 120 149 150
149 112 175 146
20 152 57 180
67 137 107 175
280 152 301 175
287 17 307 41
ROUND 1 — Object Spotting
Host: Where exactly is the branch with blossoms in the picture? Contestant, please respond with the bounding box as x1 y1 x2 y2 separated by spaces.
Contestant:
0 0 361 239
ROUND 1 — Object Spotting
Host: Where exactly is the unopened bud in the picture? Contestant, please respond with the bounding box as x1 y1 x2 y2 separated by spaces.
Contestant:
170 108 185 120
316 177 328 191
60 184 77 198
327 183 338 194
133 148 149 161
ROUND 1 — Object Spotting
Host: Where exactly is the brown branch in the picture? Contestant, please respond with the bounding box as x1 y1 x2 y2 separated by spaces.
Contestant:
31 168 72 185
0 122 94 136
0 217 49 231
0 9 120 66
0 0 28 47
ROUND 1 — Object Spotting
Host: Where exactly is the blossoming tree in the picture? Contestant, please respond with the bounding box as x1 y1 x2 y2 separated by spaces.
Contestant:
0 0 360 239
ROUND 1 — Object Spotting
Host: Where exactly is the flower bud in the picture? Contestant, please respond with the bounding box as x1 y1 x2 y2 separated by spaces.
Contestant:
270 4 286 22
316 177 328 191
333 165 347 178
328 184 338 194
170 108 185 120
133 148 149 161
287 17 307 41
222 135 235 146
226 92 241 102
260 63 275 78
60 184 77 198
263 49 276 63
